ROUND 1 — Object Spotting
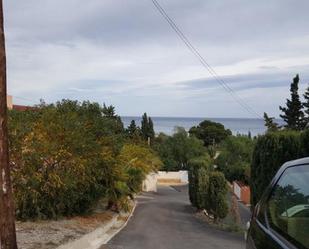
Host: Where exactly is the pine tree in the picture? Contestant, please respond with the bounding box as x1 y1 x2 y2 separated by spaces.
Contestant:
279 74 304 130
127 120 137 136
102 103 116 118
263 112 279 132
303 85 309 128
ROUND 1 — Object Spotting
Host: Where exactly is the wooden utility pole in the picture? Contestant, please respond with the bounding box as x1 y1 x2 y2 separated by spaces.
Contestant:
0 0 18 248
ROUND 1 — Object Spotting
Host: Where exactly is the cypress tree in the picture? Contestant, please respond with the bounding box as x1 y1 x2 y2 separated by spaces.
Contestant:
141 113 149 140
279 74 304 130
141 113 155 143
148 117 155 139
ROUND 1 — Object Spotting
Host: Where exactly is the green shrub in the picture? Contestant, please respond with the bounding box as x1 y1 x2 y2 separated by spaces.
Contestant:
208 172 229 221
9 100 161 219
251 131 301 206
300 129 309 157
188 155 212 208
188 156 229 221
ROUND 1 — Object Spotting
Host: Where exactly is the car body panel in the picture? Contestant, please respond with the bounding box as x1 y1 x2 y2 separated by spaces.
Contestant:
246 157 309 249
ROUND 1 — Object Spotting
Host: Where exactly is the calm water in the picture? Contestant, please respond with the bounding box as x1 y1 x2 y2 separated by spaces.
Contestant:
122 117 284 136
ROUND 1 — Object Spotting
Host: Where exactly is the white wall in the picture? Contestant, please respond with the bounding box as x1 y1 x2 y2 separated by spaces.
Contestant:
142 173 157 192
157 171 188 183
233 182 241 199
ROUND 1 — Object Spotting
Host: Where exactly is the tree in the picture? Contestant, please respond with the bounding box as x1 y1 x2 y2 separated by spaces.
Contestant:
0 0 18 246
279 75 305 130
148 117 155 140
154 127 208 171
216 135 255 184
141 113 155 142
303 85 309 128
263 112 279 132
102 103 116 118
126 120 139 137
189 120 231 147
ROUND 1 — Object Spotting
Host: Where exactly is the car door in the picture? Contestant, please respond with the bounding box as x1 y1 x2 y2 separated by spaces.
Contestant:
248 164 309 249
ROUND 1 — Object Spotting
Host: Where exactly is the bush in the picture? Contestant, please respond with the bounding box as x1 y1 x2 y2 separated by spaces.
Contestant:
188 157 229 221
208 172 229 221
188 155 212 208
9 100 161 219
300 129 309 157
250 131 301 206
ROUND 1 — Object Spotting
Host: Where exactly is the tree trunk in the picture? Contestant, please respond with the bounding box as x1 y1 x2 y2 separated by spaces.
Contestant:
0 0 18 248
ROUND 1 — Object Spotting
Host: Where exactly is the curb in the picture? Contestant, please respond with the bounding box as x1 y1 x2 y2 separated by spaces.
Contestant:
103 199 137 244
56 201 137 249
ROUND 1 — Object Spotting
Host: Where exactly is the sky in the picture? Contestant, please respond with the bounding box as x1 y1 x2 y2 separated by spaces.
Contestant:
4 0 309 118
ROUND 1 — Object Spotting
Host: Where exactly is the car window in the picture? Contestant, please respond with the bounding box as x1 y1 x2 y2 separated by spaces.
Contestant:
267 165 309 249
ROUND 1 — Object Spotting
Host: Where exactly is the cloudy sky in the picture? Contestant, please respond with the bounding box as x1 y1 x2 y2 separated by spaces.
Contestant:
4 0 309 118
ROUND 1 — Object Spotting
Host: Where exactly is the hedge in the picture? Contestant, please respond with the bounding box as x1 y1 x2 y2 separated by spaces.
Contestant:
250 131 301 206
188 157 210 209
188 156 228 221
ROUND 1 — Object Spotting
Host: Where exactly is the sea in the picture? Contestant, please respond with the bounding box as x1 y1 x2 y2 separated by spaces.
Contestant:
122 117 285 137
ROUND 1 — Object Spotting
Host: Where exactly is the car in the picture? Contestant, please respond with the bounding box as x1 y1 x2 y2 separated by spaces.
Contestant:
246 157 309 249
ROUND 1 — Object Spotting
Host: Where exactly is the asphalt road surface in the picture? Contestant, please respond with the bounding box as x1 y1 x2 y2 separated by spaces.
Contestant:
104 185 245 249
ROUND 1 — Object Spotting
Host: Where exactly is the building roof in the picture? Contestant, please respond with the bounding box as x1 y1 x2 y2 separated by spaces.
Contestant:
12 105 35 111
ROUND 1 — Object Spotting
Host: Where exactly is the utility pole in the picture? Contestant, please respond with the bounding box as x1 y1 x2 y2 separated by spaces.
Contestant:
0 0 18 248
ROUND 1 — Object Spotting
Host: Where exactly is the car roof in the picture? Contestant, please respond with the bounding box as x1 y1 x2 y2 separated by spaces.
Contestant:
275 157 309 181
283 157 309 168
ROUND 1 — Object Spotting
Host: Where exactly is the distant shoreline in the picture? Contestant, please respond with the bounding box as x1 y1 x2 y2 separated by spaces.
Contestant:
121 116 285 136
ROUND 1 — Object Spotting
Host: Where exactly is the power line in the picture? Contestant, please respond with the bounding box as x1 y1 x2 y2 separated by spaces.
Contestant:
151 0 262 118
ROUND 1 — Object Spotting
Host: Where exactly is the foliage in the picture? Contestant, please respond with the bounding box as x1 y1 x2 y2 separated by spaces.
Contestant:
188 154 212 209
188 156 229 221
263 112 279 132
300 129 309 156
216 135 255 184
250 131 301 206
8 100 160 219
208 172 229 221
279 75 305 130
141 113 155 142
154 127 207 171
303 85 309 126
126 120 142 141
189 120 232 147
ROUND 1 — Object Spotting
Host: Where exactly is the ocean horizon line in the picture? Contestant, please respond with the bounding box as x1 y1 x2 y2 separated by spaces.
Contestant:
121 116 283 121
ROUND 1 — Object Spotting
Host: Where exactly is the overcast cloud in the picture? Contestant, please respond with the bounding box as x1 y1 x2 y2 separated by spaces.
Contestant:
4 0 309 118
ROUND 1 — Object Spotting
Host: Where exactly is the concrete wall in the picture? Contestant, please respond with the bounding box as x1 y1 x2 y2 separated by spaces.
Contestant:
157 171 188 183
142 173 157 192
142 171 189 192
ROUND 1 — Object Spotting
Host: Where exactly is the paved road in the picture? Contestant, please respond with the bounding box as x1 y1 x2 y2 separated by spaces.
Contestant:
104 185 245 249
226 192 251 229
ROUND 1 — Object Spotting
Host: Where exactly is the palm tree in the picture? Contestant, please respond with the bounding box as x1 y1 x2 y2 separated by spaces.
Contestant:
0 0 18 248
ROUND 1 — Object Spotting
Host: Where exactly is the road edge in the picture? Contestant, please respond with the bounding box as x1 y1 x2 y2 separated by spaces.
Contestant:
56 201 137 249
